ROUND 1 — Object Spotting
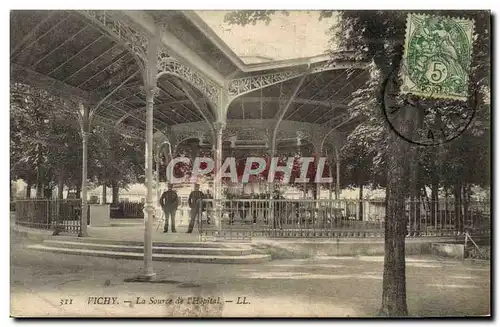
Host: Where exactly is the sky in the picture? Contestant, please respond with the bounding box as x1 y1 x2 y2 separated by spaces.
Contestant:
195 11 338 64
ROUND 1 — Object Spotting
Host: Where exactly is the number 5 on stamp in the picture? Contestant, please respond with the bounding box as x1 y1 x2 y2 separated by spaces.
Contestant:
400 13 475 101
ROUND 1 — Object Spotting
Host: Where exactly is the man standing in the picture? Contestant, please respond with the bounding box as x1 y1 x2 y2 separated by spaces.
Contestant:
187 184 204 233
159 184 178 233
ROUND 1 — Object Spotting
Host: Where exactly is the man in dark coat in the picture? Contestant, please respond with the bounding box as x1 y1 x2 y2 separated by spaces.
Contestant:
187 184 204 233
159 184 179 233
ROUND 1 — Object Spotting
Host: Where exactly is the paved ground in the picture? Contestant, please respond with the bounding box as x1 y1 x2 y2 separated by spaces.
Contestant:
10 233 490 318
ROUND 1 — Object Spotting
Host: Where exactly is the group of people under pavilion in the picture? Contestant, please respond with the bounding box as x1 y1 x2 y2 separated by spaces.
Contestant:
153 124 349 232
10 10 366 279
159 181 299 233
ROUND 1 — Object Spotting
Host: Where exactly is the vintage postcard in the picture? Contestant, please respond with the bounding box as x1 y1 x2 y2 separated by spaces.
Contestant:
10 9 491 318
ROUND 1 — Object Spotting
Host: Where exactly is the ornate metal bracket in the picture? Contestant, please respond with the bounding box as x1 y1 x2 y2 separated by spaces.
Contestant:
175 130 211 147
227 70 304 100
296 130 313 143
79 10 149 68
226 59 368 101
310 59 368 74
157 51 221 108
222 127 270 149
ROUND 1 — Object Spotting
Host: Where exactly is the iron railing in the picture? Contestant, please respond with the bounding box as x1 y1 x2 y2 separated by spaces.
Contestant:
14 199 84 234
197 199 491 239
109 202 144 218
13 198 490 239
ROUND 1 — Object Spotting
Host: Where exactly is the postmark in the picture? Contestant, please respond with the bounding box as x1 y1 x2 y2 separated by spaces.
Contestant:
400 14 475 101
383 62 477 146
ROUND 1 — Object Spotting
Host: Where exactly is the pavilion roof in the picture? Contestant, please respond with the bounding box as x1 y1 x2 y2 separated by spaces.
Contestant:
10 10 215 137
10 10 368 143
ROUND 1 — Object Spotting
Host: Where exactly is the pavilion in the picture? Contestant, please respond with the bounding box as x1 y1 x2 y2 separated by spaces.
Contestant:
10 10 370 277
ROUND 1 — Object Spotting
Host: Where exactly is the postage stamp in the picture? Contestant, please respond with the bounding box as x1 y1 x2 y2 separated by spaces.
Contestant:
400 14 475 101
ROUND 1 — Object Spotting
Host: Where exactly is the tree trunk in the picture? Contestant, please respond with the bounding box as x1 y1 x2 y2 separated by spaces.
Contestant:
102 184 107 204
35 144 43 198
380 65 413 316
112 181 119 204
36 182 43 198
430 171 439 228
415 193 421 235
408 155 421 236
381 133 410 316
444 188 449 209
453 181 462 233
57 177 64 199
44 185 52 199
328 160 333 200
462 184 471 229
75 184 81 199
26 181 32 198
358 184 364 221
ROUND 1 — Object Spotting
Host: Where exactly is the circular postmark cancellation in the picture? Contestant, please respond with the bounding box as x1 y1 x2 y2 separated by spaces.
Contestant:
383 13 477 146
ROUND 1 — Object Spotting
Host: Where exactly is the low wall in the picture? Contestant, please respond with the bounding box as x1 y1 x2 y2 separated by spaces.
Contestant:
430 242 465 259
12 221 461 259
248 238 454 259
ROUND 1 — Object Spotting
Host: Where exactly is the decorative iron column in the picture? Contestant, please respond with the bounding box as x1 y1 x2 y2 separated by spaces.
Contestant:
313 141 322 201
141 30 159 280
78 103 90 237
268 139 276 221
335 146 340 199
143 85 157 279
155 143 161 206
213 121 225 229
328 152 334 200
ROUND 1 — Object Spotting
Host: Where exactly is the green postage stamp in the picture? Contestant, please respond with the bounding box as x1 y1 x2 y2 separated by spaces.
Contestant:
401 14 475 101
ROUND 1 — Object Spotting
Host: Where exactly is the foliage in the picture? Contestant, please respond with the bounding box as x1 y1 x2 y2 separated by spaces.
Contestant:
90 125 145 189
10 84 147 197
224 10 490 194
224 9 490 316
224 10 289 26
10 85 81 193
332 10 490 317
334 10 490 193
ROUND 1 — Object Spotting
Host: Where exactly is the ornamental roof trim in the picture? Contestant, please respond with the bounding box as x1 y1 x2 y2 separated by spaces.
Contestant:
182 11 335 75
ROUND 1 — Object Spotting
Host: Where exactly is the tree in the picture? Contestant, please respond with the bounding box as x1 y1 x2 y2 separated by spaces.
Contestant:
341 122 384 219
44 109 82 199
334 10 489 316
10 83 79 198
11 83 148 202
225 10 490 316
91 125 145 204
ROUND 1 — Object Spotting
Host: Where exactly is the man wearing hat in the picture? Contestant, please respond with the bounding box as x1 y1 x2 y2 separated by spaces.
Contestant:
187 183 205 233
159 183 179 233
